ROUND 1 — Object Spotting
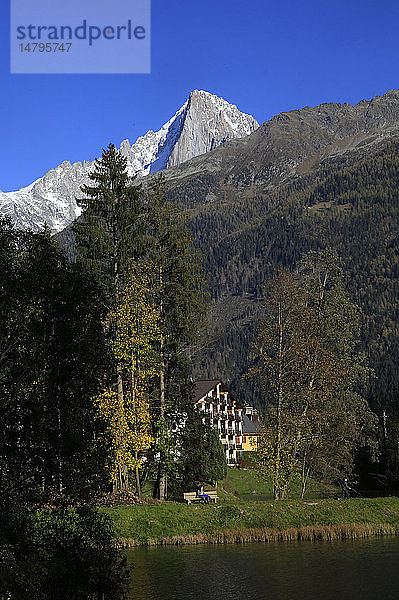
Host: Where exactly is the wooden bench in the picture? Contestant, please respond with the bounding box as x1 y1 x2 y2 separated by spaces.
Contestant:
183 490 218 504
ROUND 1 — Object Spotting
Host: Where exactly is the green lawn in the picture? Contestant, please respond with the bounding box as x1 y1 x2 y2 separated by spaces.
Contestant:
218 466 336 501
104 497 399 545
140 465 336 502
101 467 399 546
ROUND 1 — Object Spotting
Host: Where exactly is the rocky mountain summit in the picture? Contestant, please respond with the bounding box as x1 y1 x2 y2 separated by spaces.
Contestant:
120 89 258 175
0 90 258 232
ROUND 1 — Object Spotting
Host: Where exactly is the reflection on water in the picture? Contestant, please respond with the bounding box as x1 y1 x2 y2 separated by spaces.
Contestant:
127 536 399 600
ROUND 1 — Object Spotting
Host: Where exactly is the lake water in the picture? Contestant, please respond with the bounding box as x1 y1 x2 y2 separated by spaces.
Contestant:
127 536 399 600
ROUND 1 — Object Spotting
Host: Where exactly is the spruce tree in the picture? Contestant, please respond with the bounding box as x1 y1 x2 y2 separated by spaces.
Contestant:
74 143 144 491
75 157 207 496
177 411 227 490
144 175 207 499
74 143 143 299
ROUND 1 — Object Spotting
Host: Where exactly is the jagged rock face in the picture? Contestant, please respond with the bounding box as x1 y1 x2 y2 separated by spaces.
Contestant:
119 90 258 174
163 90 259 169
118 100 190 175
1 90 258 233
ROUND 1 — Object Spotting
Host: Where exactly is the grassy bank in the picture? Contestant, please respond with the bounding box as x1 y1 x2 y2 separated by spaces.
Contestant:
101 467 399 546
104 498 399 547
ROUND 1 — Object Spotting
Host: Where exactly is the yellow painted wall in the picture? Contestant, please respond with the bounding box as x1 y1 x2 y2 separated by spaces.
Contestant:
242 435 258 451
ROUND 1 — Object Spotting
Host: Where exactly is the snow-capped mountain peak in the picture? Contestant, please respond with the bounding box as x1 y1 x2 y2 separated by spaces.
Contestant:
0 91 259 232
120 90 258 176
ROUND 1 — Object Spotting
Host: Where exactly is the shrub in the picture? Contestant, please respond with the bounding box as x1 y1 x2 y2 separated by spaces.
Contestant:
0 504 130 600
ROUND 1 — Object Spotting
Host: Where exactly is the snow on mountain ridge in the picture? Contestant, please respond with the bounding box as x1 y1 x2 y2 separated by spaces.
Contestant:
120 90 258 175
119 98 189 175
0 90 259 232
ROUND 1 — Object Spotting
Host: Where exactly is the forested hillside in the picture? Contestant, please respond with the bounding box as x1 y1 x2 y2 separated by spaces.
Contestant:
178 138 399 425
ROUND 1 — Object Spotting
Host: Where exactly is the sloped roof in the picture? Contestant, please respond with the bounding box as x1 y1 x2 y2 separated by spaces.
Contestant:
242 414 260 434
193 379 222 402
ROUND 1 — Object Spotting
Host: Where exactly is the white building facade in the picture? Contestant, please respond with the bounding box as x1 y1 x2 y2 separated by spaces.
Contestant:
193 380 244 465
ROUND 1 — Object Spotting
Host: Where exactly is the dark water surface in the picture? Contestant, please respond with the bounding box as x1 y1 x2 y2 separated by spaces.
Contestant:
127 536 399 600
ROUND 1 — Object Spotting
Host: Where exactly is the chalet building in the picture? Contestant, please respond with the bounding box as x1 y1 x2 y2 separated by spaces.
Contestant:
193 379 259 464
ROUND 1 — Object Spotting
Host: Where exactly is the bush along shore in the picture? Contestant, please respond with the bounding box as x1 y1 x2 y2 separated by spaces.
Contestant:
103 496 399 547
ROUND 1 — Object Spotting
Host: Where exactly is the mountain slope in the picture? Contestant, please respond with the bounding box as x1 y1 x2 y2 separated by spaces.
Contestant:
187 137 399 409
0 90 258 233
162 89 399 200
151 90 399 413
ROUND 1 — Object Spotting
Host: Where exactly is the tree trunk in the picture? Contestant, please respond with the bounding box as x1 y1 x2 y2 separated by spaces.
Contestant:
57 404 63 494
274 302 283 501
158 263 167 501
300 455 310 499
135 455 142 498
153 466 160 499
113 188 128 491
158 364 166 501
130 365 142 498
117 363 127 490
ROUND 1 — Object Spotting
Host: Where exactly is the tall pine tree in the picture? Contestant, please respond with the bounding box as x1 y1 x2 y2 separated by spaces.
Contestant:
74 144 144 490
144 175 207 500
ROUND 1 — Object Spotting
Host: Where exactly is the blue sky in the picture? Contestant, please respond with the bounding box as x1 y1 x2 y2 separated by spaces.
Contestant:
1 0 399 191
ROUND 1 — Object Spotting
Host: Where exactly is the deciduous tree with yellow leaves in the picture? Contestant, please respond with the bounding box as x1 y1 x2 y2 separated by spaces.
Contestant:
95 264 160 494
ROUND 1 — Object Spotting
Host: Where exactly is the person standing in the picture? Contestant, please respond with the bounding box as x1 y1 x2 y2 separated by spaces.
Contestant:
340 478 350 498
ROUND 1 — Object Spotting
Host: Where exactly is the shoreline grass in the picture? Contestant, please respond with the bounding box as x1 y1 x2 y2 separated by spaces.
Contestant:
118 522 399 548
